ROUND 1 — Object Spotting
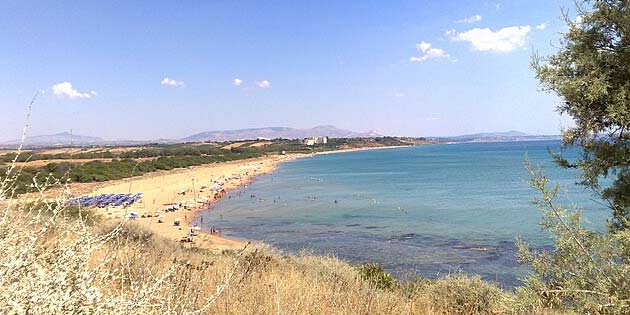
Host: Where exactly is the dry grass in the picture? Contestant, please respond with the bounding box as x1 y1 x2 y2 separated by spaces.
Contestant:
13 157 158 167
221 142 251 150
248 141 272 147
93 222 517 315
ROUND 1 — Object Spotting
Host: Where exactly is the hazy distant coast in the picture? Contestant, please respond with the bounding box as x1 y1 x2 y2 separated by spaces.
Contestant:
0 126 559 149
430 130 561 144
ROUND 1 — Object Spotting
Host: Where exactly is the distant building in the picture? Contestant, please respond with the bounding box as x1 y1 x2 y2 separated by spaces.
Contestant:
304 136 328 146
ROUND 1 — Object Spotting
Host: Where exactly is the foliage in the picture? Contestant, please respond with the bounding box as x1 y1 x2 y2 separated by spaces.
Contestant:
524 2 630 312
411 275 509 315
357 263 396 289
515 161 630 314
532 0 630 231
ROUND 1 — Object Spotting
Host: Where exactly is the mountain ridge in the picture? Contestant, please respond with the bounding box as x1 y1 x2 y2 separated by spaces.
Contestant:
0 132 104 148
433 130 561 143
0 126 380 148
0 128 562 149
180 125 380 142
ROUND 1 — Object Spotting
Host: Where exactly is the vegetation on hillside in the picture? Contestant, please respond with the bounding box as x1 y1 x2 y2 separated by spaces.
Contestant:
4 137 413 195
0 137 415 163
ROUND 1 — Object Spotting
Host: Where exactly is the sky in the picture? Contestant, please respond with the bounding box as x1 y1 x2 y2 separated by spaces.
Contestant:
0 0 579 141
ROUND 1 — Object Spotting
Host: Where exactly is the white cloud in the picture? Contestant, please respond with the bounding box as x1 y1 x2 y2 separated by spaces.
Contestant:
392 92 405 98
417 41 432 52
410 41 450 63
51 81 95 99
233 78 243 86
450 25 531 53
257 80 271 89
160 77 185 87
535 23 546 30
456 15 482 24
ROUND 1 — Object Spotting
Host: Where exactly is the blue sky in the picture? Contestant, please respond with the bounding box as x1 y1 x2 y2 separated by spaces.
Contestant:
1 0 577 141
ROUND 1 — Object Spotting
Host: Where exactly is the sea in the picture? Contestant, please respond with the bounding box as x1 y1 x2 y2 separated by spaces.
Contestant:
198 141 609 288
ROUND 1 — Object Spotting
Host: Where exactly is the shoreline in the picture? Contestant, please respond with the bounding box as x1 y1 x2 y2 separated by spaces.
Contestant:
90 154 304 250
189 145 415 246
84 144 414 251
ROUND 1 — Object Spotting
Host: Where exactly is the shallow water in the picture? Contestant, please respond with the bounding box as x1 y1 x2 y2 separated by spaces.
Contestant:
197 141 608 288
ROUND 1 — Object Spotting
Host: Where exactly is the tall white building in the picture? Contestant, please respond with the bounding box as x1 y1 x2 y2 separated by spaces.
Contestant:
304 136 328 146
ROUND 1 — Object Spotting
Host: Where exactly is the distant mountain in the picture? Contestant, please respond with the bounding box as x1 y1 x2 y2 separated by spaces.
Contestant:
0 125 379 149
454 130 528 139
0 128 560 149
434 130 561 143
0 132 105 148
181 125 380 142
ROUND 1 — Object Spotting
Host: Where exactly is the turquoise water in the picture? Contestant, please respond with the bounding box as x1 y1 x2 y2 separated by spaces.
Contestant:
198 141 609 288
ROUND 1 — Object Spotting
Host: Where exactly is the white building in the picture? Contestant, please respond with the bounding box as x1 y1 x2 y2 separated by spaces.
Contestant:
304 136 328 146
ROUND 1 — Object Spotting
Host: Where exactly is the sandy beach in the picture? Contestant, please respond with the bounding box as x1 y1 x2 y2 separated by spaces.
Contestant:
85 154 302 250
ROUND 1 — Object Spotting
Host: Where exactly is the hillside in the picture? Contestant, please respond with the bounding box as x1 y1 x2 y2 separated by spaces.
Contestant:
0 126 380 148
0 132 104 148
434 130 561 143
181 125 380 142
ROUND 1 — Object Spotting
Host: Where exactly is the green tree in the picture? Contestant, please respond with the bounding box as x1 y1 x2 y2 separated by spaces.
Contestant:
517 1 630 313
532 0 630 231
516 161 630 314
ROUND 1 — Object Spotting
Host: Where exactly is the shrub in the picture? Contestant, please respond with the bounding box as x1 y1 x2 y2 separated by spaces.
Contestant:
414 275 509 315
357 263 396 289
514 161 630 314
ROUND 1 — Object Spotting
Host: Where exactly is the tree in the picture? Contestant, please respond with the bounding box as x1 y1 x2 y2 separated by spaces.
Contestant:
516 161 630 314
517 1 630 313
532 0 630 231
